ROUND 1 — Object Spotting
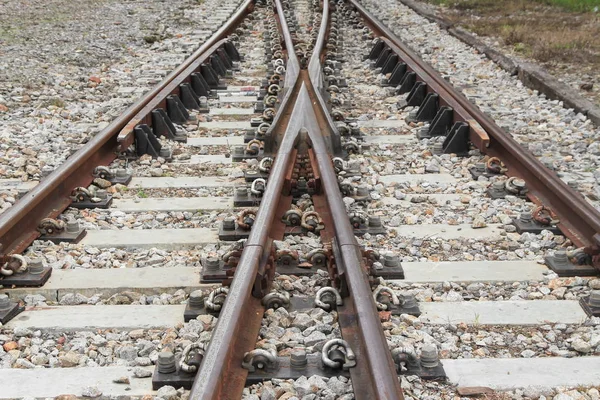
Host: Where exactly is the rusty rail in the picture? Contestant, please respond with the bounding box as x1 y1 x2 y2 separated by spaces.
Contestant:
349 0 600 264
188 1 304 398
0 0 254 256
190 1 403 398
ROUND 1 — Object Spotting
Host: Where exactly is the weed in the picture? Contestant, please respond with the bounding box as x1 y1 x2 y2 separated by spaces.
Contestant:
137 190 148 198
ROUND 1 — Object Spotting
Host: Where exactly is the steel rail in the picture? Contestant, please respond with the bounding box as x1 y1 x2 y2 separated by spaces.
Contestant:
0 0 254 257
349 0 600 259
303 85 404 400
188 1 304 398
191 1 403 398
304 4 404 396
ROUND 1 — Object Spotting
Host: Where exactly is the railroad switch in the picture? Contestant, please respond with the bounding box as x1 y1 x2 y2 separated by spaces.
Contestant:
511 210 561 235
580 290 600 317
38 218 86 244
545 250 599 277
93 166 133 185
1 256 52 287
0 294 24 325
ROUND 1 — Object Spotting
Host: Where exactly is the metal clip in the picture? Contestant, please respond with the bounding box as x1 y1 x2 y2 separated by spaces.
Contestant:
179 342 207 373
315 287 343 311
261 291 290 310
242 348 278 372
373 286 400 311
322 339 356 370
205 287 228 311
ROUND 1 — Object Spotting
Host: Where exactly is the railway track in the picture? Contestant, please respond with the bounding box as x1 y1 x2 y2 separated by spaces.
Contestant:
1 0 600 399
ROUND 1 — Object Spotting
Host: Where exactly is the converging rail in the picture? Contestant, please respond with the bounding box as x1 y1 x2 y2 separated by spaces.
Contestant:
189 1 403 398
3 0 600 398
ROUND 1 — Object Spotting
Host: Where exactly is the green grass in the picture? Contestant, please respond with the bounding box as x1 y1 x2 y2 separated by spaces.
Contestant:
429 0 600 12
545 0 600 11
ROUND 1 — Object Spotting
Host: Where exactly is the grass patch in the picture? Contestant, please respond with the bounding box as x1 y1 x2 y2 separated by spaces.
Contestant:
430 0 600 12
427 0 600 65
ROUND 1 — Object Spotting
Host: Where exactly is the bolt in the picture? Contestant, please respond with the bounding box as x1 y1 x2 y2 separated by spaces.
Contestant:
474 163 486 172
188 290 205 308
205 257 220 271
383 253 400 268
492 181 505 191
290 350 308 368
29 258 44 275
432 142 444 155
157 351 177 374
116 169 129 178
0 294 11 310
589 290 600 308
66 220 80 233
223 217 236 231
554 250 569 266
420 343 439 368
368 216 382 228
159 148 171 158
356 185 369 197
236 187 248 197
519 212 533 223
567 180 579 191
96 189 108 200
402 294 418 309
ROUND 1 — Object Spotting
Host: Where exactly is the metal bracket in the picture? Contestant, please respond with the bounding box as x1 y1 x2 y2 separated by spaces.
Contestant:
580 291 600 317
544 251 598 277
134 124 173 160
0 295 24 324
512 214 561 235
0 257 52 287
38 219 86 244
